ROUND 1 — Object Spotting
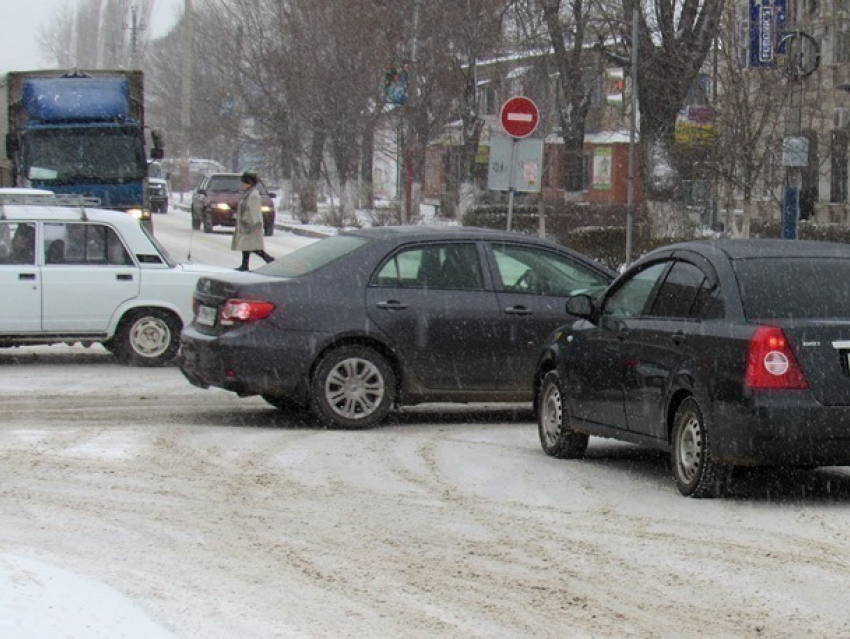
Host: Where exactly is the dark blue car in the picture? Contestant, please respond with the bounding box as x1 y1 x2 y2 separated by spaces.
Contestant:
535 239 850 497
179 226 614 429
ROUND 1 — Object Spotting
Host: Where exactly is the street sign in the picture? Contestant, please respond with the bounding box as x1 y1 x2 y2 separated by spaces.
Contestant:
487 133 543 193
500 96 539 139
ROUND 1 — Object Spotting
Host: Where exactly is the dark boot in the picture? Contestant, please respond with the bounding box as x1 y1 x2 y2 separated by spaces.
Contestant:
236 252 250 271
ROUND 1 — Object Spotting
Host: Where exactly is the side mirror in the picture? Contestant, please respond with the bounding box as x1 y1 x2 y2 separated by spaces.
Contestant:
566 294 594 319
196 189 207 195
150 147 164 160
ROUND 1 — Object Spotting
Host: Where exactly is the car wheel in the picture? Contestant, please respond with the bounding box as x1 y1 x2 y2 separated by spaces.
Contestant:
671 397 727 498
112 309 181 367
310 346 394 429
202 211 213 234
537 370 589 459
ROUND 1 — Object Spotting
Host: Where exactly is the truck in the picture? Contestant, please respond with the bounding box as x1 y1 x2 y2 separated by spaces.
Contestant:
0 69 163 230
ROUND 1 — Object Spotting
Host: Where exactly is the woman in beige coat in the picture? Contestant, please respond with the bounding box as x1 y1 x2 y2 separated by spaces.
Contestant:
232 172 274 271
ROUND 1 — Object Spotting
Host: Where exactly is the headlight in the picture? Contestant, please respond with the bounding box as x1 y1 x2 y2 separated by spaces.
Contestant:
261 206 273 213
213 203 232 211
126 208 151 220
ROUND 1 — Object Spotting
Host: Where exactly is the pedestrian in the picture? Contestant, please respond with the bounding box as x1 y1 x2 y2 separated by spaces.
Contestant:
232 171 274 271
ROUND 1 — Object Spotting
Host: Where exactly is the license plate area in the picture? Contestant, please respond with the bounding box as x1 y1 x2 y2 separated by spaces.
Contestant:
197 305 217 327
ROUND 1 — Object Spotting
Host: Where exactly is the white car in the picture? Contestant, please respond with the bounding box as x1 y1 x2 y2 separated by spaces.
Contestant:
0 194 232 366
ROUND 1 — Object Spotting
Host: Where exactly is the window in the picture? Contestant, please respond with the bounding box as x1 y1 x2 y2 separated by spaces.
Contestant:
373 243 483 290
0 222 36 265
43 223 133 266
603 262 669 318
491 244 609 298
649 261 712 319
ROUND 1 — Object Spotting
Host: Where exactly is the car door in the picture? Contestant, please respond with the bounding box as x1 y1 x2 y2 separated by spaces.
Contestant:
488 241 612 390
365 241 505 391
0 221 41 332
619 258 718 440
568 261 670 431
40 222 140 332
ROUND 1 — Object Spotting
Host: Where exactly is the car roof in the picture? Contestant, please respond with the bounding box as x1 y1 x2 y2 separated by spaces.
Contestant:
650 238 850 261
0 202 140 228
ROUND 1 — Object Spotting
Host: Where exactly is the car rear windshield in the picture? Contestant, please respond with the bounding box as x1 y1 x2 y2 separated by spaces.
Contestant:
257 235 368 277
735 257 850 319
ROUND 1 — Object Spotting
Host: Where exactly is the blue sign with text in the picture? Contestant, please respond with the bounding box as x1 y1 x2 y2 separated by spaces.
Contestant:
749 0 786 68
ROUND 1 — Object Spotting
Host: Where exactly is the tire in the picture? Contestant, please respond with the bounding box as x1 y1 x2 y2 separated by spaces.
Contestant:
112 309 181 367
671 397 727 498
537 370 589 459
310 346 394 429
202 211 213 234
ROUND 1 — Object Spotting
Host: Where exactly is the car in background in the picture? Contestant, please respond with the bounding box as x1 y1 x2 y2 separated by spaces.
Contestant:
190 173 276 236
0 193 231 366
147 160 170 213
179 226 615 428
534 239 850 498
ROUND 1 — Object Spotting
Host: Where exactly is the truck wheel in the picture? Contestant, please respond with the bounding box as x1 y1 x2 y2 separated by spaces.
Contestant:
310 346 394 429
112 309 181 367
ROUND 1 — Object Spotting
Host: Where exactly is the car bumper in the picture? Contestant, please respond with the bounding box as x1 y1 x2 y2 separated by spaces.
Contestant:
179 325 315 403
712 393 850 466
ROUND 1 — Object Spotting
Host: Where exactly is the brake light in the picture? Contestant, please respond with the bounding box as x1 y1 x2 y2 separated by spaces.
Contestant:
220 299 276 325
745 326 808 390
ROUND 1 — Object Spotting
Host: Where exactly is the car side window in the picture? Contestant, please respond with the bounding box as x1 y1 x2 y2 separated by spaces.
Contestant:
649 261 711 319
373 243 483 290
45 223 133 266
491 243 610 297
0 222 36 265
603 262 669 318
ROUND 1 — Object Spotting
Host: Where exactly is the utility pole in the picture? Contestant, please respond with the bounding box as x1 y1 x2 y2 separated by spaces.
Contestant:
124 6 147 69
625 4 638 266
180 0 194 200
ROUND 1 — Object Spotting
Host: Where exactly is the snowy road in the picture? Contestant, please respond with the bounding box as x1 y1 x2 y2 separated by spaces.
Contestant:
2 209 850 637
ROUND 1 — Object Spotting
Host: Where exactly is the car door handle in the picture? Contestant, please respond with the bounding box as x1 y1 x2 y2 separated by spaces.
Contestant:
504 306 532 316
671 330 686 346
116 273 134 281
18 272 36 280
376 300 408 310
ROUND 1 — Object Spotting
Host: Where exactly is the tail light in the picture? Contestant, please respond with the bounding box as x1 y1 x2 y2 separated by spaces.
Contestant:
220 299 276 326
745 326 808 390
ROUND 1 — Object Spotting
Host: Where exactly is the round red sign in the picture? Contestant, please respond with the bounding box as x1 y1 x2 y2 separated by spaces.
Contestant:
500 96 540 138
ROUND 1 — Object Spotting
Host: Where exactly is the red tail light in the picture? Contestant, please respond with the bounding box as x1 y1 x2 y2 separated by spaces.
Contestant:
220 299 276 325
745 326 808 390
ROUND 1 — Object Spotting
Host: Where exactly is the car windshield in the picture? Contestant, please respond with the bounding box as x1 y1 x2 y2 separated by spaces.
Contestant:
735 257 850 319
256 235 368 277
206 176 242 192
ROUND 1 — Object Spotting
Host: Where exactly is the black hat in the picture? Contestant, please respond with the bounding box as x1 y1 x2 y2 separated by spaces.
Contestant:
240 171 258 186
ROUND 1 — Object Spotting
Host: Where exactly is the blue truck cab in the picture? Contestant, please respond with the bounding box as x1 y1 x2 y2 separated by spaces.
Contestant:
1 70 163 232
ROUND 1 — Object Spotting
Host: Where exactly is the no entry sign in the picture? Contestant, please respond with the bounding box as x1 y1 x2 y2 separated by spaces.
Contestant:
500 96 539 138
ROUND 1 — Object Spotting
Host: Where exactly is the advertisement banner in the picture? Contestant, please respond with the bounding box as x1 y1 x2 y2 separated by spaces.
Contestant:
749 0 786 68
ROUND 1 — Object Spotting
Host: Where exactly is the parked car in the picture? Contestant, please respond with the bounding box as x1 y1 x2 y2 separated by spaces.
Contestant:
147 160 170 213
0 193 231 365
190 173 276 236
179 226 615 428
534 238 850 497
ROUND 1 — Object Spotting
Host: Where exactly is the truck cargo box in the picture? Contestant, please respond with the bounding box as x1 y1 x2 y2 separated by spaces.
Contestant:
23 78 132 122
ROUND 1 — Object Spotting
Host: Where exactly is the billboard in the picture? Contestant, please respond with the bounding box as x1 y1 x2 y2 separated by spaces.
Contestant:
749 0 786 68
